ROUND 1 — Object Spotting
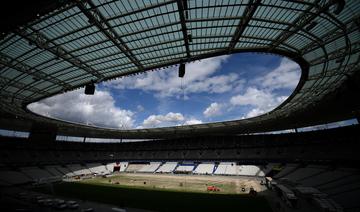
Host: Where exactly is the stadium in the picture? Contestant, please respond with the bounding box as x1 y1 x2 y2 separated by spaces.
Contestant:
0 0 360 211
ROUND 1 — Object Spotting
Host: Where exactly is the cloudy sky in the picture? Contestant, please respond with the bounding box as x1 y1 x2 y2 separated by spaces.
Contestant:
28 53 302 129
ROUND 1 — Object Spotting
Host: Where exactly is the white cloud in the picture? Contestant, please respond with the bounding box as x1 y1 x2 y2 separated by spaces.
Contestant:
244 108 265 119
142 112 185 128
203 102 223 118
141 112 203 128
254 58 301 90
228 58 300 119
184 118 203 125
231 87 276 110
103 56 242 98
230 87 288 118
28 89 134 129
137 105 144 112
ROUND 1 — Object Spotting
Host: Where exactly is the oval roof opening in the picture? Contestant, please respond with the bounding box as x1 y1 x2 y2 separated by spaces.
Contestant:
28 53 301 129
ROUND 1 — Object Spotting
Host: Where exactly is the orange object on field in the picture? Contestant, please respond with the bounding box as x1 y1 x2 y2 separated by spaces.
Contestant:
207 186 220 191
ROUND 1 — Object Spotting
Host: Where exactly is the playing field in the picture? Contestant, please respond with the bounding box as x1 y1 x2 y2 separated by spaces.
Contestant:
81 173 266 194
35 173 273 212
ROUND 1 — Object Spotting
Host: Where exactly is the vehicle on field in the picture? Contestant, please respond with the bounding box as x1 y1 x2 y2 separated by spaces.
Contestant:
207 185 220 192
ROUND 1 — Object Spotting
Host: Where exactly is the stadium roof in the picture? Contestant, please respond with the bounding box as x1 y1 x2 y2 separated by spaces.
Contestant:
0 0 359 138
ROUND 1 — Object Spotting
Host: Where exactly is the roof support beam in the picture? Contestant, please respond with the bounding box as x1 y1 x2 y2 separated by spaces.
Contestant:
268 0 335 51
301 18 357 54
309 41 360 66
0 52 70 93
15 28 104 80
76 0 144 70
176 0 191 59
228 0 261 52
0 76 48 96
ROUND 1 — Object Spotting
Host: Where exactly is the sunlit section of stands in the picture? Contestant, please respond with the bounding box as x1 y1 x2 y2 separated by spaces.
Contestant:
138 162 161 173
119 162 128 172
106 162 116 172
87 163 109 175
214 162 237 175
175 164 195 172
238 165 261 176
155 162 178 173
193 163 214 175
126 164 145 172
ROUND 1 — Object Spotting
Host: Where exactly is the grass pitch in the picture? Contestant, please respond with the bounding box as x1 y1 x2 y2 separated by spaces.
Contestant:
35 173 273 212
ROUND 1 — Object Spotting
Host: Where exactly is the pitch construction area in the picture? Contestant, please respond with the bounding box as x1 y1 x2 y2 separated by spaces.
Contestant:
82 173 266 194
37 173 272 211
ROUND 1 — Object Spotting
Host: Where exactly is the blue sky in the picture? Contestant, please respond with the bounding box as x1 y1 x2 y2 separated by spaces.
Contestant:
28 53 302 129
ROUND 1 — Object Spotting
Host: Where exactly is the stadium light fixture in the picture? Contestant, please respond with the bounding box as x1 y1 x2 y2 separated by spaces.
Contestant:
84 81 95 95
179 63 185 78
333 0 345 15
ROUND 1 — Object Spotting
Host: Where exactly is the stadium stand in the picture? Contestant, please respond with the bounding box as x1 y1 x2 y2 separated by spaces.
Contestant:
313 198 344 212
193 162 215 175
20 167 53 180
0 170 32 185
0 0 360 210
284 165 328 182
261 163 279 176
301 169 353 187
0 125 359 210
156 162 178 173
273 164 299 179
138 162 162 173
67 164 92 175
175 164 195 173
87 163 109 175
238 165 261 176
126 164 146 173
214 162 237 175
119 162 128 172
44 165 65 177
56 166 74 177
105 162 117 172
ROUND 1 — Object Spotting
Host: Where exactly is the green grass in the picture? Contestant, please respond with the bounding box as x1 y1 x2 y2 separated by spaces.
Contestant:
34 181 273 212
